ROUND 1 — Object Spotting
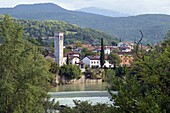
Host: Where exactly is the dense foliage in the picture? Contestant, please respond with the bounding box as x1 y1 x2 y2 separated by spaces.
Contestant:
108 38 170 112
49 62 59 74
0 16 52 113
60 101 114 113
15 19 117 46
59 65 82 80
1 3 170 43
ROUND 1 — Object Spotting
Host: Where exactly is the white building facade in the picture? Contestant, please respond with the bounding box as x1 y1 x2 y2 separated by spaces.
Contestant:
82 56 113 68
54 32 64 67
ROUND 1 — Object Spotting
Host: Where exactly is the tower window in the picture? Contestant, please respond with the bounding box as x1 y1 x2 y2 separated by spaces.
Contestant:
60 36 63 40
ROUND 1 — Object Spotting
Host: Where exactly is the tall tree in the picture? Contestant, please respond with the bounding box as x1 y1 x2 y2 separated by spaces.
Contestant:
100 38 105 68
0 15 51 113
66 54 70 65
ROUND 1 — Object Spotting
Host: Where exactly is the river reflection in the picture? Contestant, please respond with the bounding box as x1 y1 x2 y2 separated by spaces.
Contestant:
51 82 109 92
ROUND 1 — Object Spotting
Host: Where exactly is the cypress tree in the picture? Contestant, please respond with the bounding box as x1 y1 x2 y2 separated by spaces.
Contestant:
66 54 70 65
100 38 105 68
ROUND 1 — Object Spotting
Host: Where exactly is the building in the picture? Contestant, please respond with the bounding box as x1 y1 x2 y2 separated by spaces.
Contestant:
92 46 114 55
54 32 64 67
118 42 134 51
63 52 80 65
116 52 133 67
82 56 113 68
63 52 85 72
119 46 131 52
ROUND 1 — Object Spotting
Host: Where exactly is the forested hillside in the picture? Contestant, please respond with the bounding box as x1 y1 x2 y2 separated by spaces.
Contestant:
1 3 170 43
16 19 117 46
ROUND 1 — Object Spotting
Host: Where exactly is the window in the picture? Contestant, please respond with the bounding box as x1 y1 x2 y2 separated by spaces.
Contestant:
60 36 63 40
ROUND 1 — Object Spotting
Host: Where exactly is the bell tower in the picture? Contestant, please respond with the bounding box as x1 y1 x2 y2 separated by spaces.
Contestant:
54 32 64 67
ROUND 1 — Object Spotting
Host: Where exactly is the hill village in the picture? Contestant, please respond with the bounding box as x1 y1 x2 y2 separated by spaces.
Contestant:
44 32 148 84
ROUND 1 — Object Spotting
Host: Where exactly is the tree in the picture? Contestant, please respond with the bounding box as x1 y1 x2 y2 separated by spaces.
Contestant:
42 49 49 57
81 47 95 57
111 41 117 46
59 65 81 80
0 15 51 113
27 37 40 45
49 62 59 74
100 38 105 68
108 52 121 68
64 45 72 51
74 41 82 47
66 54 70 65
64 47 72 54
108 37 170 113
60 100 114 113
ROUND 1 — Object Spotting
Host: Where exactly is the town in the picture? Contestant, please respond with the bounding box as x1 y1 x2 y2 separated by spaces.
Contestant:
45 32 135 69
43 32 151 85
0 1 169 112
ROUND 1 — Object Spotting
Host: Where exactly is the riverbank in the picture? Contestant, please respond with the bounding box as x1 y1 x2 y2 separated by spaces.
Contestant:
50 82 109 92
55 75 103 85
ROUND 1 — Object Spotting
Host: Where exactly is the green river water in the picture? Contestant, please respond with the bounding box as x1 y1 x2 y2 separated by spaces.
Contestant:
50 82 109 92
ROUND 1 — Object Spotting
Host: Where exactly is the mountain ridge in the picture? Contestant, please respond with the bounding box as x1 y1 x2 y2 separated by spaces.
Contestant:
0 3 170 44
76 7 131 17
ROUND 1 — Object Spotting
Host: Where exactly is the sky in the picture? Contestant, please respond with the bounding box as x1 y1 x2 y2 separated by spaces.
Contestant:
0 0 170 15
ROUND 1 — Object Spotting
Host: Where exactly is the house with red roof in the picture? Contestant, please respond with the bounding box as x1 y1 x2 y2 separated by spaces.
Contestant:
116 52 134 67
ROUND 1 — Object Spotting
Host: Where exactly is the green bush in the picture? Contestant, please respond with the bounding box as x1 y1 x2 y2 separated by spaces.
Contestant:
59 65 81 80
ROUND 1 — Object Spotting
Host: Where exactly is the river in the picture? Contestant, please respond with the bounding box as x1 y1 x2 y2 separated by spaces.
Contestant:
49 82 115 107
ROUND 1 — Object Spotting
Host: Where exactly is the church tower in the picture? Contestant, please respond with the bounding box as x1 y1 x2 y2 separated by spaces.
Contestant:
54 32 64 67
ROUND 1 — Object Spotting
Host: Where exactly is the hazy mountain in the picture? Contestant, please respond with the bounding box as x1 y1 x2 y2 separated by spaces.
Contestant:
76 7 131 17
0 3 170 44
